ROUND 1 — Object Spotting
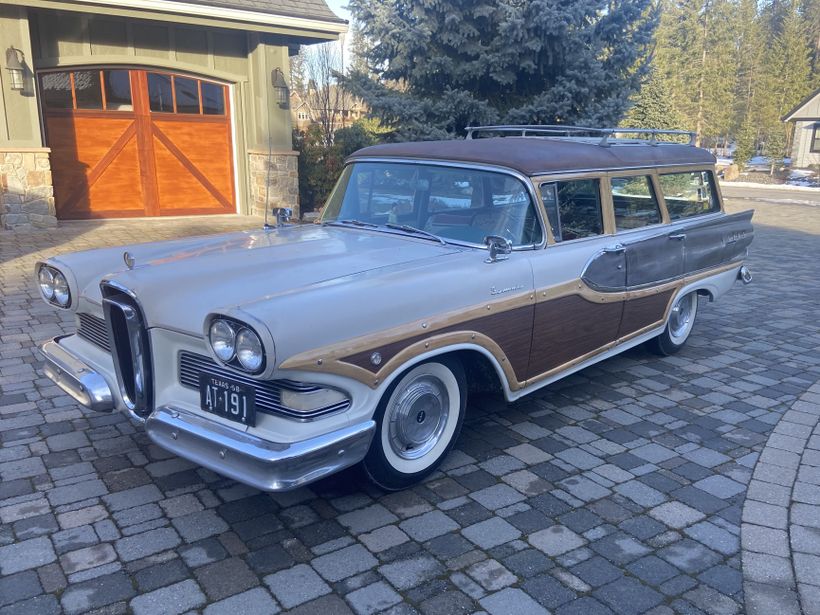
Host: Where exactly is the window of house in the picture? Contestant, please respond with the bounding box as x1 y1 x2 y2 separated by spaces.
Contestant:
658 170 720 220
40 70 133 112
102 70 132 111
540 179 604 242
40 72 73 109
812 123 820 153
174 76 200 113
72 71 103 109
611 175 662 231
147 73 226 116
147 73 174 113
202 82 225 115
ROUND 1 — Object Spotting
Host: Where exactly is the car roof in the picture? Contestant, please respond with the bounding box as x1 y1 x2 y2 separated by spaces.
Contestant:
350 137 716 177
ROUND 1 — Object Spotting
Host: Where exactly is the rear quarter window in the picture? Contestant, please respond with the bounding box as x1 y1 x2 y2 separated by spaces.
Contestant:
659 171 720 220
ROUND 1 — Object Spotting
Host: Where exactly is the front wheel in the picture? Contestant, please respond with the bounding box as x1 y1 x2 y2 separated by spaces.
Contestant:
646 292 699 356
363 357 466 491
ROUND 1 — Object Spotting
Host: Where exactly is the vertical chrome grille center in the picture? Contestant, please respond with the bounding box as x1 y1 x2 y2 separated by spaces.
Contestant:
101 282 153 416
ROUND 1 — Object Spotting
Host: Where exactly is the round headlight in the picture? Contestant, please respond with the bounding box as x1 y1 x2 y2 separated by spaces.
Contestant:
209 320 236 362
38 267 55 300
236 328 264 372
53 271 70 307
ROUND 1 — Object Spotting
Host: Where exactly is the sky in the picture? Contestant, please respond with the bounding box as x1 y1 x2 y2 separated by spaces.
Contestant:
325 0 351 23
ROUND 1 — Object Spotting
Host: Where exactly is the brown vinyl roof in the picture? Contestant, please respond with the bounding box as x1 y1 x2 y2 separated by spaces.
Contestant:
351 137 716 176
165 0 345 23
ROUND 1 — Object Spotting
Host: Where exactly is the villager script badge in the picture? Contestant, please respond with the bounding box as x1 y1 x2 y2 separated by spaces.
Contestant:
490 284 524 296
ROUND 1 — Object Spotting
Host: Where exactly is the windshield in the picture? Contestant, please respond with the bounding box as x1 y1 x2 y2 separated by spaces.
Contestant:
322 162 544 246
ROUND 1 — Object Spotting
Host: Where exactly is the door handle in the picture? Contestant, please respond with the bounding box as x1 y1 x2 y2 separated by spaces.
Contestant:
668 233 686 241
602 244 625 254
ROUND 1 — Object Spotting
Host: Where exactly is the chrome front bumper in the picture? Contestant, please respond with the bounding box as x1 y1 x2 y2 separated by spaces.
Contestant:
40 336 114 412
40 336 376 491
145 406 376 491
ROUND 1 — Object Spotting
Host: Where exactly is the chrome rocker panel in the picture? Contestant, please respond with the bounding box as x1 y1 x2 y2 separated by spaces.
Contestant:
40 336 114 413
144 406 376 491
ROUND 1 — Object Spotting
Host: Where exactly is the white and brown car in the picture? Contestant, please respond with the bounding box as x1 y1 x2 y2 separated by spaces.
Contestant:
37 126 754 491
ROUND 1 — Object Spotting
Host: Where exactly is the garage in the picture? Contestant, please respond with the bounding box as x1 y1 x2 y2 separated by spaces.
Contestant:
40 67 236 219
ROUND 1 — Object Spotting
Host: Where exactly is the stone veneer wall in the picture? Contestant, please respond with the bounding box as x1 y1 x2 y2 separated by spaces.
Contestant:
248 150 299 219
1 149 57 231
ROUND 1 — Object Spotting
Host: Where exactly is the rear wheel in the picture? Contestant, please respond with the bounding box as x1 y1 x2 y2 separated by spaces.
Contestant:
646 291 699 356
363 357 466 491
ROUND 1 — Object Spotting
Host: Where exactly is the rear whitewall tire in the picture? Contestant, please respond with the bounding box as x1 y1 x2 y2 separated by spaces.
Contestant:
647 291 699 356
363 357 466 491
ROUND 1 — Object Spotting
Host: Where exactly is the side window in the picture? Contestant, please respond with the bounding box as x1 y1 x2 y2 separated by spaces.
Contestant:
611 175 662 231
658 171 720 220
540 179 604 242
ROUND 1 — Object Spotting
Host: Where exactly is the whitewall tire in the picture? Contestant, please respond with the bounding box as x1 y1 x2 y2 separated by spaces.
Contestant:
647 291 699 356
363 356 466 491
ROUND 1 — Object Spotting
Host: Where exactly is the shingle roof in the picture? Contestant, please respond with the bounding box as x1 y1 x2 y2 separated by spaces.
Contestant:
166 0 345 23
351 137 716 177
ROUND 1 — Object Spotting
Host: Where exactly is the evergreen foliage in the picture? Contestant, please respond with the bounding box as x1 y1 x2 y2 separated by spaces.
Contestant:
343 0 659 139
622 69 686 131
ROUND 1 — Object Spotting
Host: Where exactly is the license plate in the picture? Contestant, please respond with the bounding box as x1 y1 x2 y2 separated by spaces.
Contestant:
199 373 256 427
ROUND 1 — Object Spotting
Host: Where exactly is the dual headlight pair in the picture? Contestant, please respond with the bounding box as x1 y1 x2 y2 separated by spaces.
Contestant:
209 318 265 373
38 265 71 307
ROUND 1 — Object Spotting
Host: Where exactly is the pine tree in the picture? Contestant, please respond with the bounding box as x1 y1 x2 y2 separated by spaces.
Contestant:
342 0 658 140
652 0 737 148
622 69 686 131
759 1 813 168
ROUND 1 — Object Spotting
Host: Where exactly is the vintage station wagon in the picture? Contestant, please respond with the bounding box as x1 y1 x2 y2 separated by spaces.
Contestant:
37 126 754 491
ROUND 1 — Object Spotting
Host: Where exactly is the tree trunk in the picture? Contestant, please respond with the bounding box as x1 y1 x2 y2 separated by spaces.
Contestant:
695 14 708 148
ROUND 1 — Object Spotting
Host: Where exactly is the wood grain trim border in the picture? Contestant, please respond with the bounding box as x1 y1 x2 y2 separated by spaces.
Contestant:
278 261 742 390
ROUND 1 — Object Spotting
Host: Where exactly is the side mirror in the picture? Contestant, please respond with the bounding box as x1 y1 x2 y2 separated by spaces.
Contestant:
484 235 512 263
274 207 293 225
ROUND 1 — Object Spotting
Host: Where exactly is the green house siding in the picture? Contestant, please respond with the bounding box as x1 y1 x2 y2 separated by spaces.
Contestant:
0 5 42 147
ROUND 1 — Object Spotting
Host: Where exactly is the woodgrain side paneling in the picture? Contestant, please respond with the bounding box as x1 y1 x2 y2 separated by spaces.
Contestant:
343 305 535 381
528 295 623 377
619 290 676 338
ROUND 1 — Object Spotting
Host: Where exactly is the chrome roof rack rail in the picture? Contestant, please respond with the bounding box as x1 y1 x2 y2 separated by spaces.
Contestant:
464 125 697 147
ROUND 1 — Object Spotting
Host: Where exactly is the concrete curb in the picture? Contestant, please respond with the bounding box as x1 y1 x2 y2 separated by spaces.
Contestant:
742 382 820 615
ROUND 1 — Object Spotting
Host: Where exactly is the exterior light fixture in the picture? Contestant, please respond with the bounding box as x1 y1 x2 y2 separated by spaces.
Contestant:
271 68 289 109
5 47 25 91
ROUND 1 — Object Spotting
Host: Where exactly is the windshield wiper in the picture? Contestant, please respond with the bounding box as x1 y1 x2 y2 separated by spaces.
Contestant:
384 223 447 245
324 219 379 228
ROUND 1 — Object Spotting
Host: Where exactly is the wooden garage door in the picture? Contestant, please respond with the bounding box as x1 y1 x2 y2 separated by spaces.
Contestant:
40 68 236 219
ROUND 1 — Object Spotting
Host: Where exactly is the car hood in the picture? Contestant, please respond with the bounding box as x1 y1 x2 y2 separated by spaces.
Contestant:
53 225 463 332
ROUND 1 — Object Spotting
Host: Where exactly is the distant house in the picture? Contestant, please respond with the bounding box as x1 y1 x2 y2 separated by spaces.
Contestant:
783 87 820 169
290 86 366 133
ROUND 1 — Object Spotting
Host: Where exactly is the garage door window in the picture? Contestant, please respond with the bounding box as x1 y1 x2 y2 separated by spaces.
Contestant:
40 70 132 112
147 72 225 116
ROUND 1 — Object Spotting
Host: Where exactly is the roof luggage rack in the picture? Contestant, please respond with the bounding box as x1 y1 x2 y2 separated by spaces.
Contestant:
465 125 697 147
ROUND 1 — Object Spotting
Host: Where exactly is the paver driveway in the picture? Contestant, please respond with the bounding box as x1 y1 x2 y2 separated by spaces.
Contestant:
1 198 819 615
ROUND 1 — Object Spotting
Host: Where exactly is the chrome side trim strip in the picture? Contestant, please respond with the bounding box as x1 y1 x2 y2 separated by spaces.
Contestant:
39 336 114 412
145 406 376 491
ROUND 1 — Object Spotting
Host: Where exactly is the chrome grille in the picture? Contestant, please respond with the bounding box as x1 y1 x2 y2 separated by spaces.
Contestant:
179 352 351 419
77 313 111 352
102 283 153 417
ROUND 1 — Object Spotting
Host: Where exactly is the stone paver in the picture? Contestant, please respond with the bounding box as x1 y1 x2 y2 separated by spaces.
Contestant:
742 382 820 615
1 200 819 614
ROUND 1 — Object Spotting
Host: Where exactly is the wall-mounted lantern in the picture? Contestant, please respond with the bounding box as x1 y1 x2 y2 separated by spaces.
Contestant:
5 47 25 91
271 68 290 109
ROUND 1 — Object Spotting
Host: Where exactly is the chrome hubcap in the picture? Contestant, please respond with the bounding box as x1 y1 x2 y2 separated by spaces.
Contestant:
388 376 449 460
669 294 694 341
